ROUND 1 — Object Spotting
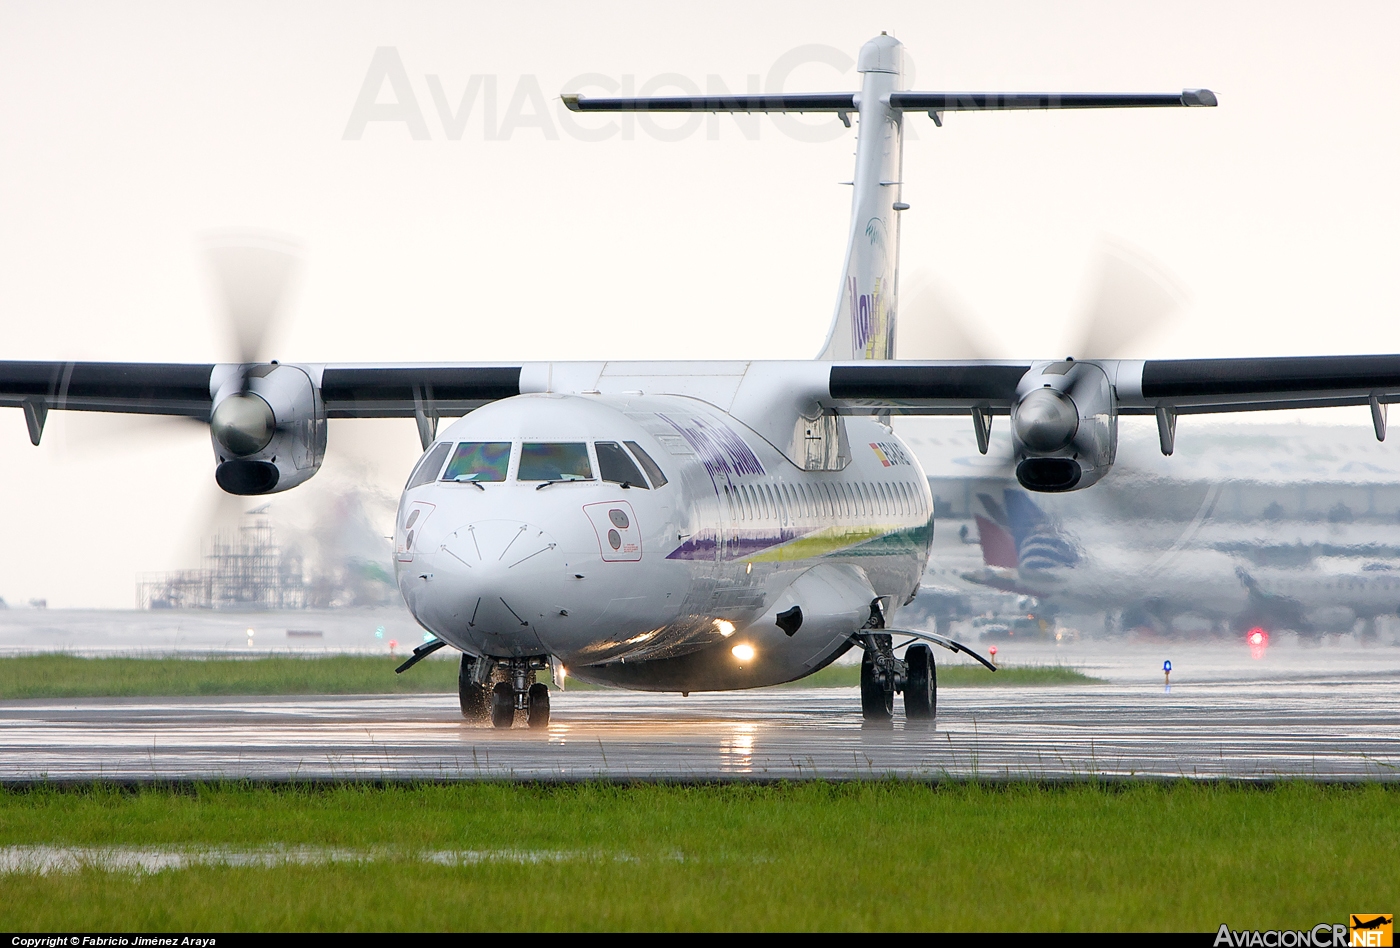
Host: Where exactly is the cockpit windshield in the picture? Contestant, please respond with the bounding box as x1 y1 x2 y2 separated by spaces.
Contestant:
442 442 512 483
595 441 648 488
518 442 593 482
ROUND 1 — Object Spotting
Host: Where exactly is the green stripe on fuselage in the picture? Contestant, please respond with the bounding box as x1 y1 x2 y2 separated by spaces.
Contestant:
745 522 932 563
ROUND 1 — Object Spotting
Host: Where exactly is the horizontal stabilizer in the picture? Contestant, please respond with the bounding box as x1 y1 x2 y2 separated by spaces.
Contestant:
562 92 856 113
890 90 1217 111
562 90 1216 114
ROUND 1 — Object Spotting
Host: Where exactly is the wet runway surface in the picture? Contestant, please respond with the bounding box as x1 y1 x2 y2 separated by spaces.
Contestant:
3 673 1398 781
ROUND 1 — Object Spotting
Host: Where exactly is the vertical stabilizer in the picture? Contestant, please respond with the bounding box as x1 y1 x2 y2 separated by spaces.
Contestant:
817 34 905 361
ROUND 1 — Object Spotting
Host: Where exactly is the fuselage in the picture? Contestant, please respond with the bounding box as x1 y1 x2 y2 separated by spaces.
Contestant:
394 393 934 691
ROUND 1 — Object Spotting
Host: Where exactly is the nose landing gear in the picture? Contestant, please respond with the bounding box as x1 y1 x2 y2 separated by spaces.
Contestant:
458 653 554 728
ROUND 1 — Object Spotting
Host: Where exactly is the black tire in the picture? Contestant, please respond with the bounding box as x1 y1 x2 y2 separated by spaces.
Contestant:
490 680 515 729
860 646 893 724
458 655 489 723
904 643 936 724
527 682 550 729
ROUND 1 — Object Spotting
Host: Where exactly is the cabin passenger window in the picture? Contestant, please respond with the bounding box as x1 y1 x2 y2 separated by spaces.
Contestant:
517 442 593 481
724 485 736 520
624 441 668 488
821 483 835 518
763 485 776 520
441 441 512 483
407 442 453 489
595 442 648 488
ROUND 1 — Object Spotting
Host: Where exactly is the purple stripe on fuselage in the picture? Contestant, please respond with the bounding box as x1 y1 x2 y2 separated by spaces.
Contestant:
666 526 810 561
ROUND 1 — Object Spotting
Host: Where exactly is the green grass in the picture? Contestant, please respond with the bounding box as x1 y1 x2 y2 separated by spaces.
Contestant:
0 653 463 698
0 655 1096 699
781 661 1099 688
0 782 1394 930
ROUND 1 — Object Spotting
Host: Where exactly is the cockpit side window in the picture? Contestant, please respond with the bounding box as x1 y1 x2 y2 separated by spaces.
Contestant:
518 442 593 482
441 441 512 483
595 441 648 489
624 441 668 488
406 442 452 489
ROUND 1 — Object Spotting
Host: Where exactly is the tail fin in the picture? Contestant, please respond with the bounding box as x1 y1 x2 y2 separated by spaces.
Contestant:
561 40 1214 363
816 34 904 361
1003 490 1079 569
975 513 1019 568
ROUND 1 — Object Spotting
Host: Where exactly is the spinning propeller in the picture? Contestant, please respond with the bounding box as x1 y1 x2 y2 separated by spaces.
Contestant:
897 238 1189 361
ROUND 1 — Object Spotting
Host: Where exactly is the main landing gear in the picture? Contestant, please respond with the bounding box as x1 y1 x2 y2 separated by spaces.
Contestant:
859 633 938 727
459 653 552 729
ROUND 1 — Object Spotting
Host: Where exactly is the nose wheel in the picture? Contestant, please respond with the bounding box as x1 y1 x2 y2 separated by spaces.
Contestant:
467 655 553 728
527 682 550 728
490 681 515 728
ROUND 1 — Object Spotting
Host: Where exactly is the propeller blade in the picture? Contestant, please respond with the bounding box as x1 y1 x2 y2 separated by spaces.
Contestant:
202 231 304 365
895 275 998 360
1065 238 1188 360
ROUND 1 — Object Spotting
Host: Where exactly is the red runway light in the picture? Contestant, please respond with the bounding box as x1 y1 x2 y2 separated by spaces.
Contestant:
1247 627 1269 659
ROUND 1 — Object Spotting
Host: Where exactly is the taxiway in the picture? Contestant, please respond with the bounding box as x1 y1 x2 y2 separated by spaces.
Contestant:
3 673 1397 782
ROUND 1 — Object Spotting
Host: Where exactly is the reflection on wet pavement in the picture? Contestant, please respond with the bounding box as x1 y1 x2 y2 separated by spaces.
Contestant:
3 671 1397 781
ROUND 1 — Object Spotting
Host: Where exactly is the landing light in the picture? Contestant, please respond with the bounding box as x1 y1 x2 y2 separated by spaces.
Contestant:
731 643 756 662
1248 628 1268 647
714 619 735 637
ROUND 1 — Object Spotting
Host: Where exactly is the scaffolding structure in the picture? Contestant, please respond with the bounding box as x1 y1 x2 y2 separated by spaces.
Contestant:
137 517 307 610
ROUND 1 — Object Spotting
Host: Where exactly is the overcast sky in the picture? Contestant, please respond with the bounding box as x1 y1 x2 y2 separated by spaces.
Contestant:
3 1 1399 607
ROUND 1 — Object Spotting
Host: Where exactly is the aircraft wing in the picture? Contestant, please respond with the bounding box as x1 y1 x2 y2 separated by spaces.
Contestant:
7 356 1400 420
0 361 520 418
827 355 1400 415
8 355 1400 489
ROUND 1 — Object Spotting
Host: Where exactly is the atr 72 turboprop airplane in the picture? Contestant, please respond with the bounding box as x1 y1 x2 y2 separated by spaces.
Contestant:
5 34 1400 728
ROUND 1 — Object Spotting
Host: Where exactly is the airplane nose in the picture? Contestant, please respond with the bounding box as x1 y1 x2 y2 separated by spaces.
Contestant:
432 520 565 640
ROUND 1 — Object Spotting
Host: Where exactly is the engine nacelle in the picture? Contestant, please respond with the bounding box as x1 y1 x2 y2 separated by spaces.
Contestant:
209 363 327 495
1010 360 1117 492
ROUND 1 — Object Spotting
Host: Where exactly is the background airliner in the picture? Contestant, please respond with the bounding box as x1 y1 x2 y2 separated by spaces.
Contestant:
5 34 1400 727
